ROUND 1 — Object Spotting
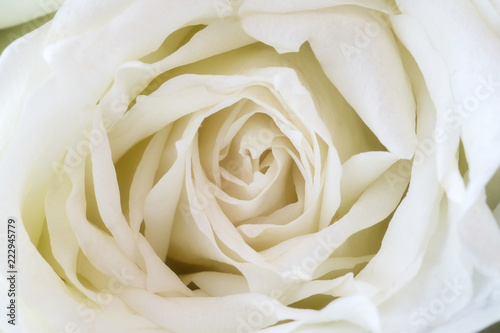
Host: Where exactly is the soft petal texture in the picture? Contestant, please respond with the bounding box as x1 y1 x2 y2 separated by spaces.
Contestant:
240 5 417 158
397 0 500 212
364 18 500 332
238 0 390 14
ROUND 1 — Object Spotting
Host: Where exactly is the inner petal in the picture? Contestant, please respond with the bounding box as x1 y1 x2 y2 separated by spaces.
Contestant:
198 109 302 224
219 113 282 185
216 147 298 224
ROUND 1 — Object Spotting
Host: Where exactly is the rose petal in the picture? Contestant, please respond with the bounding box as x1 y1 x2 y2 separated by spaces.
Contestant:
397 0 500 213
128 127 170 235
239 0 390 14
45 173 96 298
99 19 255 126
142 116 199 260
338 151 399 216
180 271 250 297
120 287 314 333
240 6 417 158
258 295 380 332
270 160 410 279
90 113 143 265
65 161 146 289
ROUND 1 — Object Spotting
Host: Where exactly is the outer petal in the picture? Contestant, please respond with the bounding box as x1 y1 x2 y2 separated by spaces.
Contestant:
239 0 391 14
397 0 500 213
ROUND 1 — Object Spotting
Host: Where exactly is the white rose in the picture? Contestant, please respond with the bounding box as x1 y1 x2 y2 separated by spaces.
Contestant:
1 0 499 333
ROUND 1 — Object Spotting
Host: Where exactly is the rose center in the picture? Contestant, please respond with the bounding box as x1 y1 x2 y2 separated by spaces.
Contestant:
197 100 301 227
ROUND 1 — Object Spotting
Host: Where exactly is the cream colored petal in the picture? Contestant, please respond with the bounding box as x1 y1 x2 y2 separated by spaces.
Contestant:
355 38 443 301
90 114 142 265
120 287 314 333
142 116 198 260
135 234 193 296
45 173 96 298
240 6 417 158
338 151 399 216
259 295 380 332
128 127 170 235
99 20 255 126
471 0 500 36
458 198 500 273
239 0 390 14
270 161 409 279
65 161 146 289
397 0 500 213
180 272 250 297
376 197 500 332
392 14 465 202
